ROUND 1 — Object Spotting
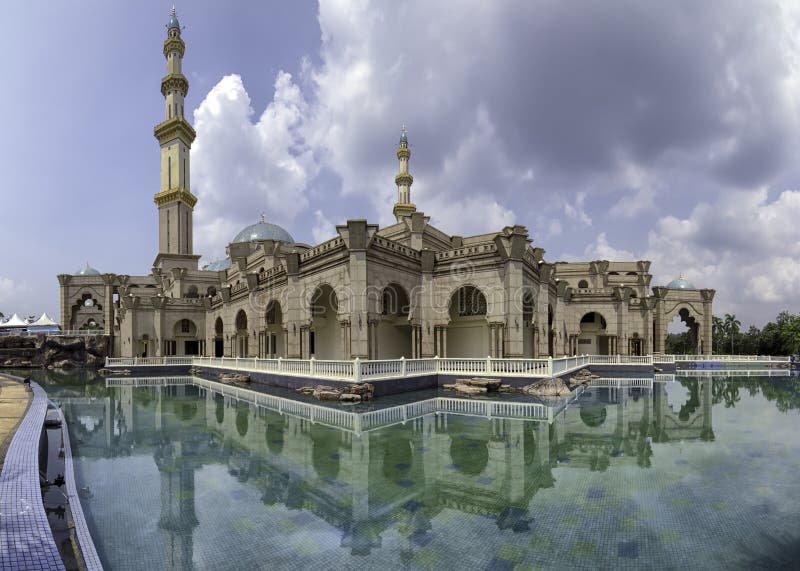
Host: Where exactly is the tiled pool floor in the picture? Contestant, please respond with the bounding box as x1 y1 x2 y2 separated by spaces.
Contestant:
31 371 800 570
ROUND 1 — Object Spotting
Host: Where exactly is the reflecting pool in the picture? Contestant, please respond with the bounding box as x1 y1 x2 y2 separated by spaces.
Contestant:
31 370 800 570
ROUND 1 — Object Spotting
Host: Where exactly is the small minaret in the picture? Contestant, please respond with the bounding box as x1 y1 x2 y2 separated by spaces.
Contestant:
153 6 199 269
393 126 416 221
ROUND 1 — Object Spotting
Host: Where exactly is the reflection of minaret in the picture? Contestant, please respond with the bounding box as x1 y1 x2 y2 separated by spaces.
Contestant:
155 440 199 570
701 379 715 441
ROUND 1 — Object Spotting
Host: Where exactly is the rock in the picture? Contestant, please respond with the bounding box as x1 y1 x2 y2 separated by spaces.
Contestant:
453 384 487 395
339 393 362 403
218 372 250 384
347 383 375 398
442 384 458 390
296 386 315 395
51 359 78 370
522 377 571 397
497 385 521 393
315 390 341 401
461 377 503 391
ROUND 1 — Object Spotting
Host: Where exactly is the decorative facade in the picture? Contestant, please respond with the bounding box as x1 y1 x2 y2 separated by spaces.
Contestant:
57 10 715 360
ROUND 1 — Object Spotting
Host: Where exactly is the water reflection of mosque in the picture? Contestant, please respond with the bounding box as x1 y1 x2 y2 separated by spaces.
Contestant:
57 378 713 565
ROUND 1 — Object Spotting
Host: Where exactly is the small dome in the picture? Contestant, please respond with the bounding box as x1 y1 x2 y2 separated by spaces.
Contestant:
666 274 696 290
168 7 180 29
75 262 100 276
203 258 232 271
231 220 294 244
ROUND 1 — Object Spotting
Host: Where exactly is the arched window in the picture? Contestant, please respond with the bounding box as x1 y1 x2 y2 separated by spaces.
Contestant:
578 279 589 289
456 286 486 317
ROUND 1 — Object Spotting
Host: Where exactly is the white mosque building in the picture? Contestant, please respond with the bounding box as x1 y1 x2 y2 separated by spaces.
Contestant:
57 10 715 360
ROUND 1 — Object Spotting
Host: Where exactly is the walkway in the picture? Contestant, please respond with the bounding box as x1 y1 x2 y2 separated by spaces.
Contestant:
0 379 65 570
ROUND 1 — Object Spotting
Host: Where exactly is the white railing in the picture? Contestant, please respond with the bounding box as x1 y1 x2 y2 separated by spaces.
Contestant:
673 354 791 363
186 376 561 434
103 353 793 382
106 376 193 387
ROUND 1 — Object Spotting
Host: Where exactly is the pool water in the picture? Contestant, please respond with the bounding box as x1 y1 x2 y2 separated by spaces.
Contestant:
31 370 800 570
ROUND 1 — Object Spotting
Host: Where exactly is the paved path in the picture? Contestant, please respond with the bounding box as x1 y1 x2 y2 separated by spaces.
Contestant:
0 375 31 472
0 377 65 570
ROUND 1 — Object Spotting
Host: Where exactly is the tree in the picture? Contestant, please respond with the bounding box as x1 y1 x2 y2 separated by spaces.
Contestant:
712 316 725 354
724 313 741 354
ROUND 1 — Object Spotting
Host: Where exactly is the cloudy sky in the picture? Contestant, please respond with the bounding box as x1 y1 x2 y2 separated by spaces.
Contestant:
1 0 799 328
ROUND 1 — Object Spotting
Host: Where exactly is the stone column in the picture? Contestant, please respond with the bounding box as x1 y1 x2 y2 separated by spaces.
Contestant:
441 327 447 358
57 275 72 330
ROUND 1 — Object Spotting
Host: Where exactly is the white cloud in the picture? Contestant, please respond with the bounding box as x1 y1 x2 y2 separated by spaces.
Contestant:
563 192 592 227
191 72 318 258
311 209 336 244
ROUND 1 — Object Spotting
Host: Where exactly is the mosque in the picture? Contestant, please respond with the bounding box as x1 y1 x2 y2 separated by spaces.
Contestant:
57 10 715 360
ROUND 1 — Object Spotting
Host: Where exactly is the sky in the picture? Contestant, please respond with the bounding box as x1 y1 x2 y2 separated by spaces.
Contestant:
1 0 799 329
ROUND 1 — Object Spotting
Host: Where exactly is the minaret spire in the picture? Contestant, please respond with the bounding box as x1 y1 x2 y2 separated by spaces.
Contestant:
393 126 416 221
153 6 200 270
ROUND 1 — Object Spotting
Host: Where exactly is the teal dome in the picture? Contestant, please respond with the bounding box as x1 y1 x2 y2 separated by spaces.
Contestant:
74 263 100 276
232 221 294 244
204 258 232 271
168 8 180 29
666 275 696 290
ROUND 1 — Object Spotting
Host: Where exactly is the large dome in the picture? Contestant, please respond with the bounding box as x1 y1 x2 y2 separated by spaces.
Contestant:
74 262 100 276
231 221 294 244
666 274 697 290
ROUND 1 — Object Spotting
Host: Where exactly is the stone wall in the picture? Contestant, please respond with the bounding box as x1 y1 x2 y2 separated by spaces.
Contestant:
0 335 110 369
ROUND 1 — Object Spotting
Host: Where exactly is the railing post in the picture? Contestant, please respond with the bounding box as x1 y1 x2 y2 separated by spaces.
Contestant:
354 357 362 382
277 357 283 372
310 356 316 377
435 355 441 373
400 356 407 377
235 356 238 369
547 356 553 376
486 356 492 374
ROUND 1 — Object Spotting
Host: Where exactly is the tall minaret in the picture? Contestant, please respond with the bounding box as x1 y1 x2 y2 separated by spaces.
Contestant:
393 126 416 221
153 7 199 270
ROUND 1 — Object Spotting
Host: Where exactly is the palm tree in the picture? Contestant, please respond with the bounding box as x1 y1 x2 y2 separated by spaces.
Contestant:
724 313 741 355
712 316 724 354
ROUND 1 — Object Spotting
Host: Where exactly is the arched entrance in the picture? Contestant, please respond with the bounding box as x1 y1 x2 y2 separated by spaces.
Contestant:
213 317 224 357
578 312 609 355
522 291 536 358
666 308 700 354
262 301 285 358
234 310 249 357
376 283 412 358
310 285 340 359
172 318 201 356
446 286 489 358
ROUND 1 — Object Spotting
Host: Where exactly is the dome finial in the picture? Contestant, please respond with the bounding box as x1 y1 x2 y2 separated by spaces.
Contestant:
260 211 266 224
168 5 180 30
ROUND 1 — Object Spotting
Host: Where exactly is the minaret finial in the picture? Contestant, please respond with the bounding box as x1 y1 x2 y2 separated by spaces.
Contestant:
171 5 176 16
260 212 266 224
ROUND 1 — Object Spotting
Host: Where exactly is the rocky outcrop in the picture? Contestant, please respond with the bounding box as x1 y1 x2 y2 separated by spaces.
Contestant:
296 382 375 403
521 377 572 397
0 334 110 369
218 372 251 384
442 377 517 396
567 369 600 388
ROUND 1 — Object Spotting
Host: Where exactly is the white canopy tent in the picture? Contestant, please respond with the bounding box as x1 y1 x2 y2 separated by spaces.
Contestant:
0 313 28 328
30 313 59 328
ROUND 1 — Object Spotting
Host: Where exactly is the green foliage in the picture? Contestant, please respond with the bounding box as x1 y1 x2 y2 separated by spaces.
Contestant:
711 311 800 355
